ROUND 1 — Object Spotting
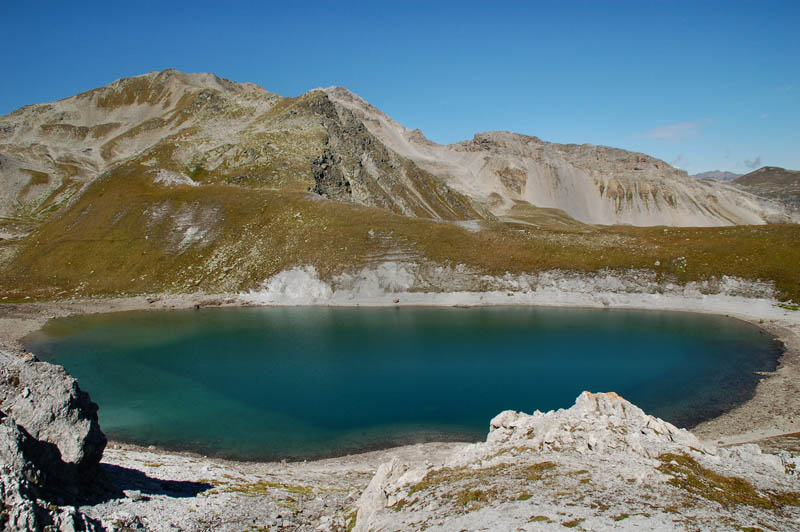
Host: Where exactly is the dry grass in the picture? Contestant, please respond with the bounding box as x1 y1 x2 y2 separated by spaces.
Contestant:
522 461 557 481
658 453 800 509
408 463 511 497
223 479 313 497
454 487 498 509
1 160 799 303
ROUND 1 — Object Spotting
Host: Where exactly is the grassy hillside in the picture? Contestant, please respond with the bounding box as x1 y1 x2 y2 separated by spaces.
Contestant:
2 165 798 303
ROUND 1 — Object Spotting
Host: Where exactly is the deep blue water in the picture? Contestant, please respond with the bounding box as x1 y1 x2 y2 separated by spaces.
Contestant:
23 306 782 461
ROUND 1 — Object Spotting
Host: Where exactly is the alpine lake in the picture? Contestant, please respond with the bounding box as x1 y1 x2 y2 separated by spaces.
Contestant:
23 306 783 461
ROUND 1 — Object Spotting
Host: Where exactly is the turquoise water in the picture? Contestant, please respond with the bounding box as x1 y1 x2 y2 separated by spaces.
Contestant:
24 306 782 461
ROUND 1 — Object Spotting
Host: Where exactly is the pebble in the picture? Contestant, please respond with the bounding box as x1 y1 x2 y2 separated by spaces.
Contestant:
123 489 144 501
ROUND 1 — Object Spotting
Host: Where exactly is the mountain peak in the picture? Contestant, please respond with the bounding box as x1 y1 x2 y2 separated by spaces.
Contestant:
96 69 271 100
323 86 382 115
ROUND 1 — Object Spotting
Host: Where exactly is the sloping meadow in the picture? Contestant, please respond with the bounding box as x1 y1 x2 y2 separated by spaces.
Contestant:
2 162 799 303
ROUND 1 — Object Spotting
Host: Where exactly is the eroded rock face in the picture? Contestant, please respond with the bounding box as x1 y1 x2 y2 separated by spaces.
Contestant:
353 392 800 532
0 351 105 531
0 414 102 531
0 351 106 475
327 87 798 227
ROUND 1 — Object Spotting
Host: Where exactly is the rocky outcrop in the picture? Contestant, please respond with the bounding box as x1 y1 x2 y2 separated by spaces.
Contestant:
0 351 105 531
0 351 106 477
353 392 800 531
304 91 488 220
0 416 101 531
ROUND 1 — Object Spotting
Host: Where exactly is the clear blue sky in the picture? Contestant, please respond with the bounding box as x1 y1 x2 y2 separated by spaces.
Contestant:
2 1 798 174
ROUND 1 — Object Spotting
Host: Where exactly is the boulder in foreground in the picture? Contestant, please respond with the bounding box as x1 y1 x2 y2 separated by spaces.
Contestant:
1 351 105 531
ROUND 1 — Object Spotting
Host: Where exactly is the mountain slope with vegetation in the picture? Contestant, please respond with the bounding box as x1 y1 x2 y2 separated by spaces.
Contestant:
733 166 800 209
0 70 798 303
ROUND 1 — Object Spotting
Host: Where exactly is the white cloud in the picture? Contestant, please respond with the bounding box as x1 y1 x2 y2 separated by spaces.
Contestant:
637 119 711 141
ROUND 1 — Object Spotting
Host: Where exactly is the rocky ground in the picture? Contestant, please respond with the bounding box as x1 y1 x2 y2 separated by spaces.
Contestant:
1 285 800 531
352 392 800 532
694 320 800 445
86 442 460 532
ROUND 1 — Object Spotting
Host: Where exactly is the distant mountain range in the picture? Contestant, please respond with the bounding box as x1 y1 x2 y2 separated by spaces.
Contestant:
691 170 742 181
693 166 800 209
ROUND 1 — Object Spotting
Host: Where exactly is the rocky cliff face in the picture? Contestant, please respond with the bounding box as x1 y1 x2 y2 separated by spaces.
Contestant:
326 87 793 226
0 350 105 531
353 392 800 531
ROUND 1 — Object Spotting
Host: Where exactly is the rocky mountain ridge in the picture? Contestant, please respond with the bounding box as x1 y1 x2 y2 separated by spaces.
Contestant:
692 170 742 181
0 69 794 235
0 69 486 241
2 70 799 304
325 86 792 226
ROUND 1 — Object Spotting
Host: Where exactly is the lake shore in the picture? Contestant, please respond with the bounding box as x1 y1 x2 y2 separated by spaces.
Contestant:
1 287 799 449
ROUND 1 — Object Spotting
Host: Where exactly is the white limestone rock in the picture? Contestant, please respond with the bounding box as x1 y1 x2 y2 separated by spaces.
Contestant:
352 392 800 532
0 351 106 473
